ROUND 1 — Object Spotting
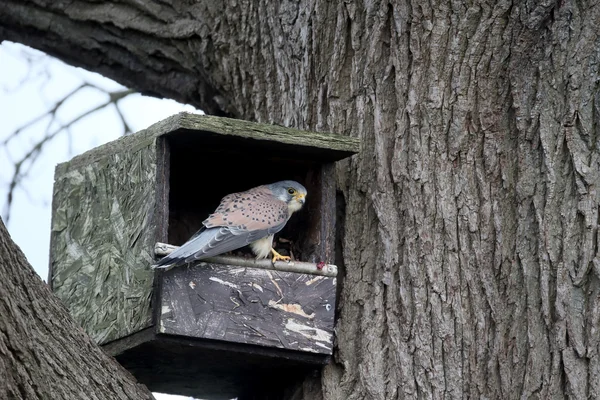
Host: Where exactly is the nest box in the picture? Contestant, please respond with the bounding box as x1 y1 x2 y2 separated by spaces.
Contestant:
48 112 359 399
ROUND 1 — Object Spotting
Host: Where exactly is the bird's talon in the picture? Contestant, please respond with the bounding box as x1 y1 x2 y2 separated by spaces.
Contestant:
271 248 291 263
272 255 291 263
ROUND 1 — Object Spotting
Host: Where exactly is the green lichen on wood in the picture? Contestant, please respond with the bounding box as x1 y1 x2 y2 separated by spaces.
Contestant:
173 113 360 157
59 113 359 172
50 140 158 345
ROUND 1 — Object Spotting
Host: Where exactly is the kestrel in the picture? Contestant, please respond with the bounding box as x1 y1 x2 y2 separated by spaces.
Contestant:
152 180 307 270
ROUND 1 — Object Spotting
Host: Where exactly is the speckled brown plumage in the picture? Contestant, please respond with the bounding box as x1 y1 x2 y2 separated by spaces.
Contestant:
204 186 288 232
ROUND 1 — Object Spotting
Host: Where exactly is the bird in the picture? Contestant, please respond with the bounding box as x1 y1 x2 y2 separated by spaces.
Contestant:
152 180 307 270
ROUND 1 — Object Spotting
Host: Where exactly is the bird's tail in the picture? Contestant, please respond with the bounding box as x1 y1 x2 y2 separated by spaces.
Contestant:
150 244 188 271
150 226 211 271
150 226 251 271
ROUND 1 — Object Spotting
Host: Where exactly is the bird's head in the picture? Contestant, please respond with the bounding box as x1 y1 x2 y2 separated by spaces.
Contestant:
268 180 307 214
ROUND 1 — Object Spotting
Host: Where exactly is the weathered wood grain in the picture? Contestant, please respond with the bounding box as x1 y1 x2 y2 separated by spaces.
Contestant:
56 113 358 172
318 164 337 262
159 263 336 355
175 113 359 157
49 139 158 344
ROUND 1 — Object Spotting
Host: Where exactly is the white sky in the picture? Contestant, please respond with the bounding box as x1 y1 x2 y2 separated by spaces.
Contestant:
0 42 204 400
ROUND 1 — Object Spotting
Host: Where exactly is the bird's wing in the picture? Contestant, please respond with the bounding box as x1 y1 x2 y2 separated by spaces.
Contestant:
152 226 264 269
153 186 288 269
203 185 288 232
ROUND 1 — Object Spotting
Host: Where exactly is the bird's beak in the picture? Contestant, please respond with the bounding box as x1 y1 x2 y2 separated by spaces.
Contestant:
295 193 306 204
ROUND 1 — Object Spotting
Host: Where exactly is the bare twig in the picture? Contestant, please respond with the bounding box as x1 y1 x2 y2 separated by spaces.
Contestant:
153 242 339 277
1 44 50 93
1 78 135 222
2 84 89 147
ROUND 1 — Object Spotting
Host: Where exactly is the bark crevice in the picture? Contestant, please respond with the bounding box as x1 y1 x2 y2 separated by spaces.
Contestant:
2 0 600 398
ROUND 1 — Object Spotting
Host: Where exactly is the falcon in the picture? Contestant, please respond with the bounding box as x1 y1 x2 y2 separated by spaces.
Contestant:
152 180 307 270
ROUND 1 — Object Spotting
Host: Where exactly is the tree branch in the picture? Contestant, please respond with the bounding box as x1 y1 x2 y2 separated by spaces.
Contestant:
0 217 156 399
0 1 233 117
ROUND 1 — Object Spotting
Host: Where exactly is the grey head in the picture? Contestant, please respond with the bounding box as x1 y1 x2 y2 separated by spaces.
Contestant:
267 180 307 213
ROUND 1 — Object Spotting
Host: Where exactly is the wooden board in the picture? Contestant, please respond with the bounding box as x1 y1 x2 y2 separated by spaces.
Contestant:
171 113 360 160
104 329 327 400
49 138 159 344
53 113 359 173
159 263 336 354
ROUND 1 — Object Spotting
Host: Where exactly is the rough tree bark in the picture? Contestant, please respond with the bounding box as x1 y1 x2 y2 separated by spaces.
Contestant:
0 218 155 399
2 0 600 398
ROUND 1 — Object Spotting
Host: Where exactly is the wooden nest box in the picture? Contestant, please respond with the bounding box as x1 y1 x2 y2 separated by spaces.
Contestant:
48 112 359 399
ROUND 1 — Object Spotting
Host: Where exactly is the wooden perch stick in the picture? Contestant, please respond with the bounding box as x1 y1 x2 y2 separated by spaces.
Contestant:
154 242 338 277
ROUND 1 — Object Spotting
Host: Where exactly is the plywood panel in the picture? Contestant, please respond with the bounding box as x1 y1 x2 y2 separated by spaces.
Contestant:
159 263 336 354
49 138 159 344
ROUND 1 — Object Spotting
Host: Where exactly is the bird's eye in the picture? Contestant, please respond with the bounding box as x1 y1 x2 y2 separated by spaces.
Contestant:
287 188 296 195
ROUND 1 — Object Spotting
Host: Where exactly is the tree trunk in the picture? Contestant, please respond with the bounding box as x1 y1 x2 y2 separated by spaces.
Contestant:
2 0 600 398
0 218 155 400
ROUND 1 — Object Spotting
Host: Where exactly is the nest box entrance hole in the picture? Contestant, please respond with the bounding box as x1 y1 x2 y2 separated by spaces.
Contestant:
161 130 332 264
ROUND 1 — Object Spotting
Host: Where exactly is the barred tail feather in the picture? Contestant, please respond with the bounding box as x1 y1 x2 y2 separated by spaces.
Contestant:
151 227 217 270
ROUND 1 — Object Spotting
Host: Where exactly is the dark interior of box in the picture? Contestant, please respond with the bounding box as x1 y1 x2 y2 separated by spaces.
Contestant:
164 129 326 263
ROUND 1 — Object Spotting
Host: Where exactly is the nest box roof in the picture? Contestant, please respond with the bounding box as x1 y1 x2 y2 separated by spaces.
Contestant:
57 112 359 173
152 112 359 162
